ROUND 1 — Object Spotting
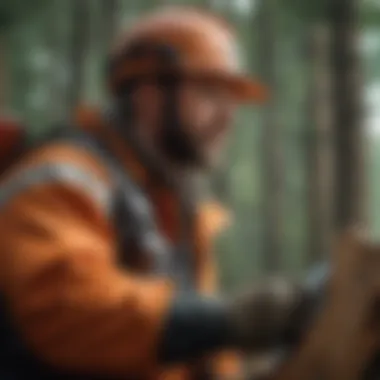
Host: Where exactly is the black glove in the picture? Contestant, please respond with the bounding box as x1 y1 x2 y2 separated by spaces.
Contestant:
159 277 317 365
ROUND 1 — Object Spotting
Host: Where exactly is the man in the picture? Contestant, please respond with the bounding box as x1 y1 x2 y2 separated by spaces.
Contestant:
0 6 312 380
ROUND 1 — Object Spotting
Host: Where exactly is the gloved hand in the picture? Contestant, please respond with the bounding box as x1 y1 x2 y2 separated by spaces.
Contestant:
227 277 317 352
159 277 317 365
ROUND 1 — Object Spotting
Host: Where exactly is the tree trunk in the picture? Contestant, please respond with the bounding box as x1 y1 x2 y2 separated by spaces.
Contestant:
306 24 333 264
330 0 365 232
46 0 66 124
0 34 9 113
0 35 5 112
100 0 119 53
257 0 283 272
67 0 91 115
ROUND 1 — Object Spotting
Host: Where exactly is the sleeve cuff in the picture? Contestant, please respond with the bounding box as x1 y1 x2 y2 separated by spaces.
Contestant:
158 293 232 364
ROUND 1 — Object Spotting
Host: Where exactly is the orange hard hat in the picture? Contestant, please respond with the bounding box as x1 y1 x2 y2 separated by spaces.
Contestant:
108 7 267 103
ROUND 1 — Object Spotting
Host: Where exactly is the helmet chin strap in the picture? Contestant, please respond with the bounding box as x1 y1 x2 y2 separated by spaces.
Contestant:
158 75 204 169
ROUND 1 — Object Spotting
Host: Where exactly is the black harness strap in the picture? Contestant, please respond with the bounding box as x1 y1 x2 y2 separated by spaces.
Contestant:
64 128 177 277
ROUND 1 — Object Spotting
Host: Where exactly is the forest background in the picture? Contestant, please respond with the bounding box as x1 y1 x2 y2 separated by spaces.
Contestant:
0 0 378 290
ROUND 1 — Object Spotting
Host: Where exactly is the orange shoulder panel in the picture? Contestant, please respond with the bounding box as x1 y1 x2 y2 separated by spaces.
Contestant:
195 200 231 294
0 143 173 377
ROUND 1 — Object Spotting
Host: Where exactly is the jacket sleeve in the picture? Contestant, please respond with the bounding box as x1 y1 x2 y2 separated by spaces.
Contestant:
0 179 174 377
0 176 240 378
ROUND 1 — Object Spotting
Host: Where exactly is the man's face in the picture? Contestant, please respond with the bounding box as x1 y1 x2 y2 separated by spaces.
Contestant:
174 78 237 169
134 77 238 170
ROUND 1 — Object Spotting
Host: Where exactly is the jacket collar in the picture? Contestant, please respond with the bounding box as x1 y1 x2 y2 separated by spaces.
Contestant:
75 105 150 188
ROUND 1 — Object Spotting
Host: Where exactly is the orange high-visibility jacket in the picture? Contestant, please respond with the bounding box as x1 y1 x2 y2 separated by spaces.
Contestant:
0 108 240 380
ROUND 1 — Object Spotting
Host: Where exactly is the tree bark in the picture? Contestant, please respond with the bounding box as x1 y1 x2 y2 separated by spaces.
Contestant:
67 0 91 114
45 0 66 124
0 33 9 113
306 24 333 264
257 0 283 272
100 0 119 53
0 35 5 112
330 0 365 232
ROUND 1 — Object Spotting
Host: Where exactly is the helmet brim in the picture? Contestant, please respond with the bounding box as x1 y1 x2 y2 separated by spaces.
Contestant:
224 74 268 104
110 62 269 104
180 70 269 104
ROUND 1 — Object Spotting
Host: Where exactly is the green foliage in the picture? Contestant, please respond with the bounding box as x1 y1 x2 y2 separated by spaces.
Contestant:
283 0 380 30
361 3 380 29
280 0 330 28
0 0 49 31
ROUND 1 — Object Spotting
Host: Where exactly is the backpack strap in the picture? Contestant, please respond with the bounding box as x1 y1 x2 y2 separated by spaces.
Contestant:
58 128 176 278
64 129 195 289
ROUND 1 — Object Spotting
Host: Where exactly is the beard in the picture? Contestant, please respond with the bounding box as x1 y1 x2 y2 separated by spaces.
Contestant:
158 123 208 169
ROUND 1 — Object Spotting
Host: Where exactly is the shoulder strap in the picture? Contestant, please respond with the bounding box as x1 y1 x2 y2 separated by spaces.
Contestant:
58 128 175 275
57 128 195 289
0 127 178 279
0 126 195 289
49 128 195 288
